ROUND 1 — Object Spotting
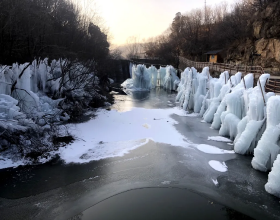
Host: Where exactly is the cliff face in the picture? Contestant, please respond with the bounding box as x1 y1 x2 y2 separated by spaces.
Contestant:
227 1 280 74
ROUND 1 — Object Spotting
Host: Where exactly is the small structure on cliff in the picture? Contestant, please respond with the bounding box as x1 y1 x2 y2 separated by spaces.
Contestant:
205 50 224 63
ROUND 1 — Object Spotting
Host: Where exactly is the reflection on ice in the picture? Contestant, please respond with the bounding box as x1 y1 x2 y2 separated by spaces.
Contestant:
124 90 150 101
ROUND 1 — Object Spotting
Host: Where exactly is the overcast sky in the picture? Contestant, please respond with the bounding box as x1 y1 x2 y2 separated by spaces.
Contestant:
94 0 238 45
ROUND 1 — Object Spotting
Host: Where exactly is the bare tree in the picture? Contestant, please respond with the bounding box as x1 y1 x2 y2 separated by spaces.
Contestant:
125 36 142 59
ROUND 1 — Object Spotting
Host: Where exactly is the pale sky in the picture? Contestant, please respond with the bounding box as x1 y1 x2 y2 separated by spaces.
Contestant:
94 0 238 45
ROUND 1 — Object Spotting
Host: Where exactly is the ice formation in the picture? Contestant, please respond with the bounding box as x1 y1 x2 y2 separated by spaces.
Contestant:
202 71 230 123
176 67 189 102
265 154 280 197
175 66 272 146
193 67 209 113
177 67 255 139
251 96 280 172
0 58 102 134
234 74 271 155
175 65 280 197
121 64 180 91
163 66 180 90
180 68 197 111
147 65 158 88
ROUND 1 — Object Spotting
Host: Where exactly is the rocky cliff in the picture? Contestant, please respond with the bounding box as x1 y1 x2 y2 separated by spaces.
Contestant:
227 1 280 75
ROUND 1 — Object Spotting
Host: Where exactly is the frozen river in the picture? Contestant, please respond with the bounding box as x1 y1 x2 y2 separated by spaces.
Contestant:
0 88 279 220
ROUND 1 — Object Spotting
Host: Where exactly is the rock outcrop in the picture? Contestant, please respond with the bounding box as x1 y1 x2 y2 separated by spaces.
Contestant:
227 1 280 75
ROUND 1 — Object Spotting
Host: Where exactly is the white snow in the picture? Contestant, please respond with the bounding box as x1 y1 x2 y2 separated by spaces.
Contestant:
55 107 190 164
209 160 228 172
196 144 234 154
59 139 150 164
161 181 171 185
0 156 27 169
207 136 232 142
212 178 219 186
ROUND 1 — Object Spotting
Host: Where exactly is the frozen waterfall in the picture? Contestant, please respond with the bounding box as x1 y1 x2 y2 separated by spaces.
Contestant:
121 64 180 91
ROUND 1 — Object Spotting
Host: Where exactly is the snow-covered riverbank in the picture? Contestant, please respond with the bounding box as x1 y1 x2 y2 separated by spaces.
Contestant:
0 59 111 166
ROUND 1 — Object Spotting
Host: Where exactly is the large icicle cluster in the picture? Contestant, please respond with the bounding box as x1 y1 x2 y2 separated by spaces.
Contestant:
266 153 280 197
0 59 85 132
251 96 280 172
0 58 110 160
175 66 280 198
234 74 271 155
121 64 180 91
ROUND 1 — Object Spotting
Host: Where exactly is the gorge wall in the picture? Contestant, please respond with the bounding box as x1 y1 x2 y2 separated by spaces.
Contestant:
227 1 280 75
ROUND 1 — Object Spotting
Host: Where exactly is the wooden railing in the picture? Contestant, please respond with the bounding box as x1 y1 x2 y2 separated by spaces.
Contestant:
179 57 264 76
129 57 280 94
265 76 280 94
179 56 280 94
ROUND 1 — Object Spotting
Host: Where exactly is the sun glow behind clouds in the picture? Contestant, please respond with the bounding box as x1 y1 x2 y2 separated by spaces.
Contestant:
94 0 238 45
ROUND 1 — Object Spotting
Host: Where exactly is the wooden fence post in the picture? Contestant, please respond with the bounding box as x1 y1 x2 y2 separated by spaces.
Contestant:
258 78 266 106
242 73 246 90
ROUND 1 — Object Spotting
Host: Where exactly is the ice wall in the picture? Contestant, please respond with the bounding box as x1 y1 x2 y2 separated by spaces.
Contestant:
176 67 189 102
0 58 92 132
121 64 180 91
180 68 197 111
251 96 280 172
193 67 209 113
234 74 271 154
174 66 280 198
147 65 158 88
211 74 254 131
202 71 230 123
163 66 180 90
265 154 280 197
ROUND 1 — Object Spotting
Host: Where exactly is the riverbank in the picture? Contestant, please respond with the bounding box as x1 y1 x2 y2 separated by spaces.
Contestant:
0 89 279 220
